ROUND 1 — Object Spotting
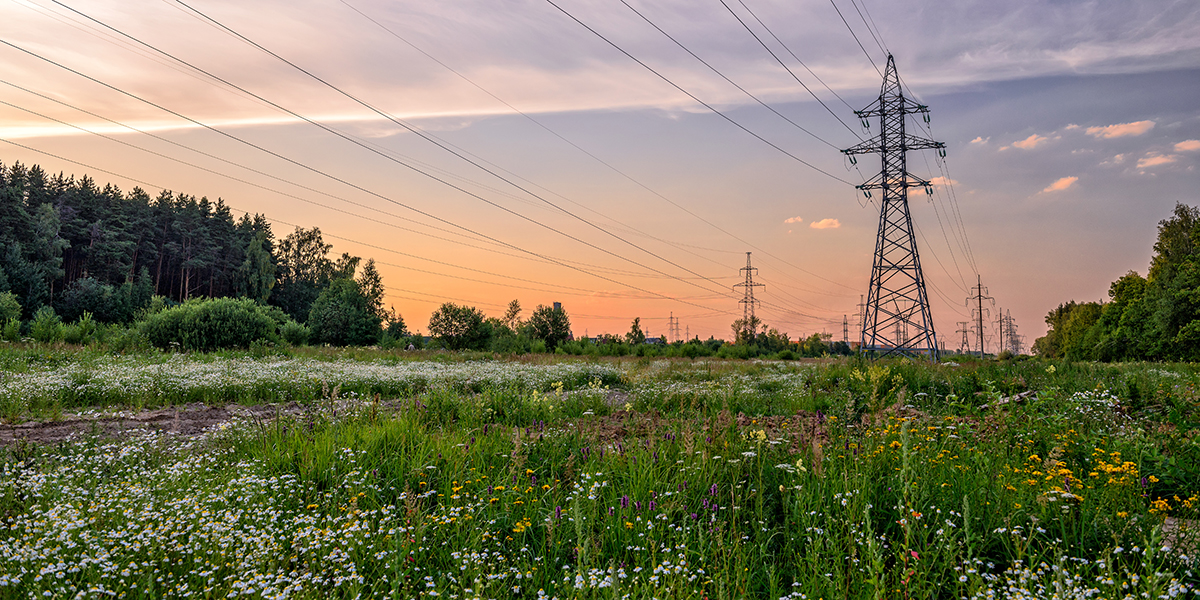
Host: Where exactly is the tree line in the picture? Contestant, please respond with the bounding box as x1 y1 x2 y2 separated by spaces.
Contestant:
0 160 857 357
1034 202 1200 361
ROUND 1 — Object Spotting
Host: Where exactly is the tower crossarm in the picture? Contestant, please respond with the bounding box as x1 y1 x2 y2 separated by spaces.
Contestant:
853 171 932 192
842 134 945 157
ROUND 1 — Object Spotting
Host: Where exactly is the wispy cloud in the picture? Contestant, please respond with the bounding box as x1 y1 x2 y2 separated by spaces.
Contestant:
1085 120 1155 139
783 216 803 224
1175 140 1200 152
1006 134 1048 150
809 218 840 229
1136 154 1177 169
969 136 989 145
929 176 958 186
1042 176 1078 193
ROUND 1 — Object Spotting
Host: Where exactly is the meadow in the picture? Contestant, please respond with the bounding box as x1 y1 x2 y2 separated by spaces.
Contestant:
1 347 1199 599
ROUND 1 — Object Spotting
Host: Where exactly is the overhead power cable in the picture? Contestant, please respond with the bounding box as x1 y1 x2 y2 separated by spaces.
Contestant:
734 0 857 112
339 0 855 300
0 38 730 313
542 0 853 186
618 0 845 149
827 0 882 76
42 2 745 308
165 0 749 305
713 0 862 140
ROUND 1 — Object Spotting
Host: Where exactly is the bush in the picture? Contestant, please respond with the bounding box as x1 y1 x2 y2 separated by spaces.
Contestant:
2 317 20 342
429 303 489 351
529 304 572 351
281 320 310 346
30 306 64 343
62 312 98 345
139 297 280 351
307 279 382 346
0 291 21 322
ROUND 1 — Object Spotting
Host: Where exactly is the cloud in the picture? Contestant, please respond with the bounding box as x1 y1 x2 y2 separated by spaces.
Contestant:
783 216 803 224
1009 134 1048 150
1064 124 1080 130
1175 140 1200 152
1042 176 1078 193
1136 154 1178 169
928 176 959 186
1085 120 1155 138
969 136 989 145
809 219 840 229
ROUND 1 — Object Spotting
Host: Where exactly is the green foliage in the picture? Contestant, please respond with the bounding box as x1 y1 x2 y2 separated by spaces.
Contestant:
307 278 383 347
0 291 20 322
1037 203 1200 361
428 302 489 351
280 320 310 346
528 304 572 351
62 312 98 345
237 231 276 303
29 306 63 343
625 317 645 345
2 318 20 342
139 297 280 351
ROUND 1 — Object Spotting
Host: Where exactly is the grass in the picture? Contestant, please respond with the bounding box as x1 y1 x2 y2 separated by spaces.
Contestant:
1 347 1199 598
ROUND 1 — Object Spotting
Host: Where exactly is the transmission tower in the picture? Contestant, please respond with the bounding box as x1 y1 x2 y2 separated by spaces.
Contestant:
955 321 971 354
733 252 764 341
1001 309 1022 355
667 312 680 344
843 315 849 344
966 275 994 358
842 55 945 360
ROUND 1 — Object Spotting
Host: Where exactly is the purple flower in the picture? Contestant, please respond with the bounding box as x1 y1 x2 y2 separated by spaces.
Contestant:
634 501 642 511
691 512 698 520
555 505 563 520
710 483 718 496
531 475 537 486
1141 476 1148 488
1064 476 1071 493
607 506 614 516
621 495 630 509
648 500 657 511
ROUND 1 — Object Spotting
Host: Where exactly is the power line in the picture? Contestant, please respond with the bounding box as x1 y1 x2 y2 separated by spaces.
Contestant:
542 0 854 186
714 0 862 140
338 0 860 301
619 0 848 149
827 0 882 76
734 0 858 112
0 38 731 314
48 1 748 309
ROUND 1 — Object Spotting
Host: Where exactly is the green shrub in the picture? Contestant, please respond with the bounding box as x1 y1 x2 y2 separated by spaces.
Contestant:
2 317 19 342
30 306 64 343
281 320 310 346
139 297 280 351
307 279 382 346
63 312 98 345
0 291 21 322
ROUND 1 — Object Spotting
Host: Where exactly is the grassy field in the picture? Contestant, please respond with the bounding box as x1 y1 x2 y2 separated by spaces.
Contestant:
1 347 1199 599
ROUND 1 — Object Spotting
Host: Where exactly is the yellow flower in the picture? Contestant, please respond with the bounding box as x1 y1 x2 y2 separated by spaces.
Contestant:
625 522 633 529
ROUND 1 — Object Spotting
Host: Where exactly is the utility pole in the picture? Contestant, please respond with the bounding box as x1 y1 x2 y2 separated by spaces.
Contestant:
996 306 1004 355
842 55 945 360
966 275 994 358
733 252 764 342
956 321 971 354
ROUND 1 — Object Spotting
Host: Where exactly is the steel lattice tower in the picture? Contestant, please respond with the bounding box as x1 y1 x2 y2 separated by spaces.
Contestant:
733 252 764 341
842 54 944 360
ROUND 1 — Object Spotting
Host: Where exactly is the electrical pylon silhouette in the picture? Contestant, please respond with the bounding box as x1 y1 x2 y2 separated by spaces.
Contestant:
733 252 764 342
956 321 971 354
842 54 945 360
966 275 994 358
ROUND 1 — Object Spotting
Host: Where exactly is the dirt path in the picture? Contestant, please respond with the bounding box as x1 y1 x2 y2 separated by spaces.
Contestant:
0 403 309 447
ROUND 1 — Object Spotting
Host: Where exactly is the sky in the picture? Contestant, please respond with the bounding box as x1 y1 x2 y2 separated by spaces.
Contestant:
0 0 1198 349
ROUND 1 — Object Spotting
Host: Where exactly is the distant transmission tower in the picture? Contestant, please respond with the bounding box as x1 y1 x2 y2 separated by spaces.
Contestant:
1001 309 1022 355
966 275 995 358
842 54 945 359
733 252 764 341
956 321 971 354
843 315 849 344
667 312 680 343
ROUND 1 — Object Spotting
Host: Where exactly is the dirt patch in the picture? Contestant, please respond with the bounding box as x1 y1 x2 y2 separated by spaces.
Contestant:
0 403 311 447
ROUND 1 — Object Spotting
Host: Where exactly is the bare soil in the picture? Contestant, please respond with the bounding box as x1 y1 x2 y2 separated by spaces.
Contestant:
0 402 310 447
